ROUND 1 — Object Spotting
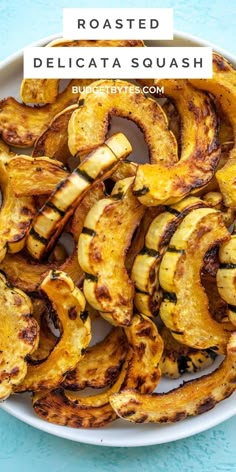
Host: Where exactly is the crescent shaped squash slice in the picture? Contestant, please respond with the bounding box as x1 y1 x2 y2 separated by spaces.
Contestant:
0 272 39 400
21 39 143 104
159 326 217 379
133 79 220 206
68 79 177 163
159 208 230 353
78 177 145 326
132 196 207 317
26 132 132 260
189 53 236 207
62 328 128 391
110 332 236 424
0 80 91 148
32 314 163 428
15 270 91 392
217 235 236 326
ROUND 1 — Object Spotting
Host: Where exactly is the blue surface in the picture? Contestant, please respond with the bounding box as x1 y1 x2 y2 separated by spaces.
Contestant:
0 0 236 470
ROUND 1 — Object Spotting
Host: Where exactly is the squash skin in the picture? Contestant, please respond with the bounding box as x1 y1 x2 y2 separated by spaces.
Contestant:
0 273 39 400
133 79 220 206
159 209 230 353
217 235 236 327
79 177 145 326
68 79 177 163
110 333 236 424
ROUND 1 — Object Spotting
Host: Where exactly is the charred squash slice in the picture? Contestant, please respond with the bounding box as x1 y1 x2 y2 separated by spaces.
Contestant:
202 191 235 227
68 79 177 163
0 155 35 261
6 155 68 196
21 39 143 104
132 196 207 317
159 326 217 379
32 105 78 164
33 313 163 428
27 133 132 260
159 209 230 353
79 177 145 326
217 235 236 326
189 53 236 207
62 328 128 391
0 80 91 148
0 273 39 400
110 333 236 424
133 79 220 206
15 270 91 392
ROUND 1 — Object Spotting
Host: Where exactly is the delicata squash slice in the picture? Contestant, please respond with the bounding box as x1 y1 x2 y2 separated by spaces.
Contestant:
0 79 91 148
79 177 145 326
132 196 207 317
217 235 236 327
189 53 236 207
32 314 163 428
15 270 91 392
0 272 39 400
27 133 132 260
21 39 143 104
110 332 236 424
159 208 230 353
68 79 177 162
159 326 217 379
133 79 220 206
0 154 35 261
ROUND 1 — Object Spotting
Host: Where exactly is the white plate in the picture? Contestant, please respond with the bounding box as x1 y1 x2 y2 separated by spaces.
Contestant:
0 32 236 447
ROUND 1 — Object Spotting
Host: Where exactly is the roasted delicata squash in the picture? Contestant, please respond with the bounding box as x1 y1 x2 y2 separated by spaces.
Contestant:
68 79 177 163
159 208 230 353
159 326 217 379
62 328 128 391
0 156 35 261
0 273 39 400
33 313 162 428
6 155 68 196
21 39 143 104
0 80 91 148
189 53 236 207
28 309 57 365
110 333 236 424
27 133 132 260
79 177 145 326
133 79 220 206
132 196 207 317
15 271 91 392
202 191 235 227
217 235 236 326
32 105 78 164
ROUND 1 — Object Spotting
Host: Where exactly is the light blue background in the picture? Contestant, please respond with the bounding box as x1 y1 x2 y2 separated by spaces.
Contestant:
0 0 235 470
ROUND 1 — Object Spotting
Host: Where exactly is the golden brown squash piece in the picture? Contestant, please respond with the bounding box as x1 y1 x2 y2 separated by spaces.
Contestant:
33 313 163 428
0 155 35 261
0 272 39 400
79 177 145 326
21 39 143 104
217 235 236 327
32 105 78 164
189 53 236 207
110 333 236 424
62 328 128 390
6 155 68 196
133 79 220 206
68 79 177 162
0 80 90 148
159 326 217 379
27 133 132 260
15 271 91 392
28 310 57 365
159 209 230 353
202 191 235 227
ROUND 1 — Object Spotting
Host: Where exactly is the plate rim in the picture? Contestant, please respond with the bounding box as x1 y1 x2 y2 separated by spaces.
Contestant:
0 30 236 447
